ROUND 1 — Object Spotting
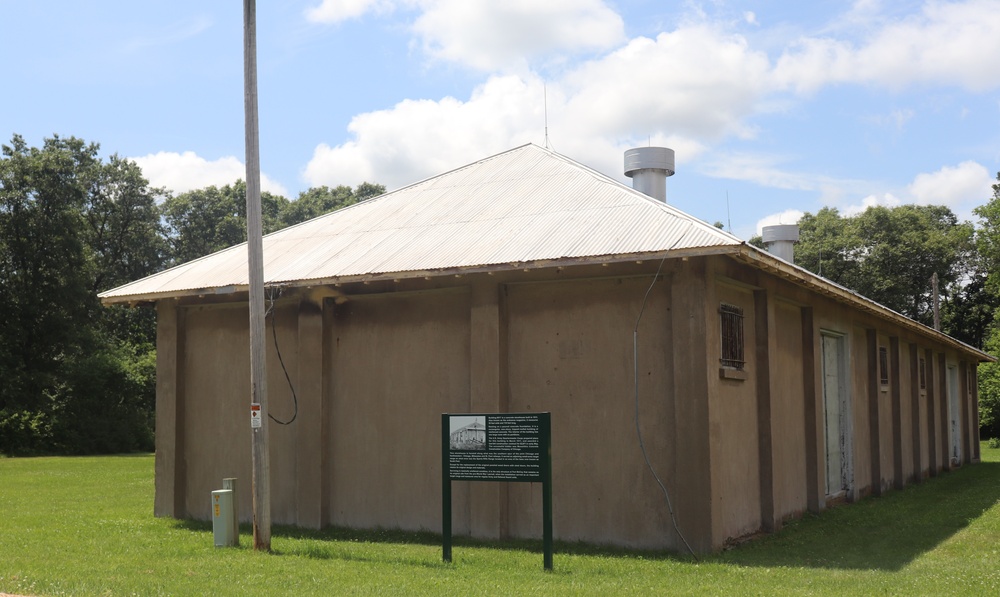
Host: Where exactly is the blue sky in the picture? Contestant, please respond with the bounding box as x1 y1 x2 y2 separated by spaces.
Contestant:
3 0 999 239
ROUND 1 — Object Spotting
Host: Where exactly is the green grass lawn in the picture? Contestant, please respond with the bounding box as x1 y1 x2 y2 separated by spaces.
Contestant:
2 446 999 596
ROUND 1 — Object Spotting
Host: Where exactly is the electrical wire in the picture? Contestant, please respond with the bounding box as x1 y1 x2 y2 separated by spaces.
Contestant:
633 257 697 558
264 286 298 425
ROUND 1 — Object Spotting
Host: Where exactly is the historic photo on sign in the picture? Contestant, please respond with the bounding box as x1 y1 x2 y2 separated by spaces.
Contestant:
449 416 487 451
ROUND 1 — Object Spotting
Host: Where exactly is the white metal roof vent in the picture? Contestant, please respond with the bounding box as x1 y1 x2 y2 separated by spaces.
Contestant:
761 224 799 263
624 147 675 203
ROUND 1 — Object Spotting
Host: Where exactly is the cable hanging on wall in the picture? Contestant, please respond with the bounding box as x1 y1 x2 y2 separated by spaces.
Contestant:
265 286 298 425
633 256 697 558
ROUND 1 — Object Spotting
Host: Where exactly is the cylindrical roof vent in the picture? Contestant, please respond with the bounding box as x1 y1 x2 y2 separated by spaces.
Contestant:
624 147 675 202
762 224 800 263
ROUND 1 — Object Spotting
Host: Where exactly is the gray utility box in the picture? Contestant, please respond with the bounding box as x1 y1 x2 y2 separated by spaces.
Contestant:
211 489 236 547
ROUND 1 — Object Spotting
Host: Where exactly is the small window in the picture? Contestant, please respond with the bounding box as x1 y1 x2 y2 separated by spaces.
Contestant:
719 303 745 370
878 346 889 386
919 357 926 391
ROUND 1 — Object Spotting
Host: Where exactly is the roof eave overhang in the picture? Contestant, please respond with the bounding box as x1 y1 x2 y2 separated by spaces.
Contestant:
97 245 739 306
731 244 995 363
98 243 995 364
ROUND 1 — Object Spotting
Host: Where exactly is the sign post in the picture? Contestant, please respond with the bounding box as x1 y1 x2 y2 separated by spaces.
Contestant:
442 412 552 570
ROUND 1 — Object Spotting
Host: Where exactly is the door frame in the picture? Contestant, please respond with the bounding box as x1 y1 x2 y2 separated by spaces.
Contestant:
820 331 854 501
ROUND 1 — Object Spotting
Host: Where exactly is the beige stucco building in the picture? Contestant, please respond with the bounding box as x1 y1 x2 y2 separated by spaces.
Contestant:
100 144 991 554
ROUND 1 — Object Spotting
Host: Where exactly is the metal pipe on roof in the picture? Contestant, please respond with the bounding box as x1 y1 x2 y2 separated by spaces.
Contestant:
624 147 675 202
761 224 799 263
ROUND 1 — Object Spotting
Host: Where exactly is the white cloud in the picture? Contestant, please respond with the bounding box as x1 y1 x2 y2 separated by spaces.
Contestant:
304 75 544 189
775 0 1000 93
700 152 864 197
302 25 763 191
306 0 624 70
300 1 1000 207
411 0 625 71
305 0 393 23
907 160 993 215
831 161 992 219
843 193 902 217
755 209 805 236
561 27 771 140
132 151 289 197
123 15 212 51
868 107 916 131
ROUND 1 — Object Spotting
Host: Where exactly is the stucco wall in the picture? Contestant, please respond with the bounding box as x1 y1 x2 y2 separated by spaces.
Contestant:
151 254 985 554
707 280 761 546
771 300 807 522
177 302 300 523
505 275 678 549
898 342 915 485
850 327 872 497
878 333 894 493
916 347 930 478
324 289 471 533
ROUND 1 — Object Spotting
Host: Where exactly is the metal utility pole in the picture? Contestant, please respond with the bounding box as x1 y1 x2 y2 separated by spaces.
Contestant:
244 0 271 551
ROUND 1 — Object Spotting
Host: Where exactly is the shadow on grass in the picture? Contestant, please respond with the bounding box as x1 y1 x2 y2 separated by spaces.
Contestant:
167 459 1000 573
716 460 1000 571
169 517 690 566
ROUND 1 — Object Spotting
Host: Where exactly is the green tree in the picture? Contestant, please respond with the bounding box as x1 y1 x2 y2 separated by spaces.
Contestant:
850 205 974 324
974 173 1000 294
940 265 1000 350
794 207 863 289
787 205 974 328
161 181 385 263
0 135 96 418
84 155 167 294
160 180 289 265
977 329 1000 440
84 154 168 351
280 182 384 228
974 173 1000 438
0 135 162 455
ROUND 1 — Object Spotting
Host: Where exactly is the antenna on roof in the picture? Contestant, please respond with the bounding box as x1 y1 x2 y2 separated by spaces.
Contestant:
543 82 550 150
726 190 732 233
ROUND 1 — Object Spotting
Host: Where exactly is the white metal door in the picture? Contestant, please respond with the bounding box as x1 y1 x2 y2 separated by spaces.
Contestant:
822 334 847 495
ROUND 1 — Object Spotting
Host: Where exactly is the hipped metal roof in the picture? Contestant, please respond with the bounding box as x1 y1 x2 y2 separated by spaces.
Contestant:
98 143 992 362
100 143 741 302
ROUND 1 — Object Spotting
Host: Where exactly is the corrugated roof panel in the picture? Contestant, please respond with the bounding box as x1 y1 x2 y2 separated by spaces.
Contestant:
268 234 351 282
374 222 474 272
94 143 994 364
100 144 743 300
340 225 438 275
131 245 249 296
303 228 398 278
290 231 369 280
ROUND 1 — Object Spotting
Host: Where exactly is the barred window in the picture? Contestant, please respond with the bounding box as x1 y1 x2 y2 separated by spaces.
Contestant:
719 303 745 370
879 346 889 386
919 357 926 390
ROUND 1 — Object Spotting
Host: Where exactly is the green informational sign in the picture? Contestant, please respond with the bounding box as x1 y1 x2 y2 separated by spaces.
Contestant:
448 413 544 481
441 412 552 571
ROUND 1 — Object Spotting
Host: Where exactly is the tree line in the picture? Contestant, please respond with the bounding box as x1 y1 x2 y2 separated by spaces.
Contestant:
3 133 1000 454
0 135 382 455
751 178 1000 440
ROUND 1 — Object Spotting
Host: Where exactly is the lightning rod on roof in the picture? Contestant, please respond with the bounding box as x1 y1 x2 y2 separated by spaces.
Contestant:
726 190 732 234
543 82 550 150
